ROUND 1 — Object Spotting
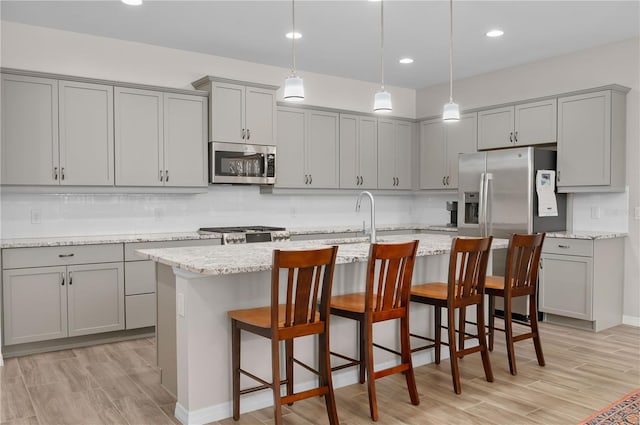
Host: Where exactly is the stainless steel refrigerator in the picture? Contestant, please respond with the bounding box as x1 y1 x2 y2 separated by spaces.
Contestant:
457 146 567 318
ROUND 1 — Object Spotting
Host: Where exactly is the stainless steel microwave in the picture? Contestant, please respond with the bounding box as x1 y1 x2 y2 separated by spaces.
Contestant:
209 142 276 184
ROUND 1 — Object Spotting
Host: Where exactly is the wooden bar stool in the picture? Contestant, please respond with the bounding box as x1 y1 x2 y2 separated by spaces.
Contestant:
329 240 420 421
486 233 546 375
410 236 493 395
227 246 339 425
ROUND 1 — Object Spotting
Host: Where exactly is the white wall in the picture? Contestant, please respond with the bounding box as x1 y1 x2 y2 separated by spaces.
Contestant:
417 37 640 324
0 22 416 117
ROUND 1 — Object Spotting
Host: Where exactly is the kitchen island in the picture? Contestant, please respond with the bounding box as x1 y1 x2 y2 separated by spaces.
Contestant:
139 234 508 425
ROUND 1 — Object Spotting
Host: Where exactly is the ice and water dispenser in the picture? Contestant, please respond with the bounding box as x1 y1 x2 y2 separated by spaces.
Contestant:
463 192 480 224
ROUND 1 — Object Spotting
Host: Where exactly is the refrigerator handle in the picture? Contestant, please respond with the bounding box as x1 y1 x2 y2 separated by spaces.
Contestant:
485 173 493 237
479 172 486 237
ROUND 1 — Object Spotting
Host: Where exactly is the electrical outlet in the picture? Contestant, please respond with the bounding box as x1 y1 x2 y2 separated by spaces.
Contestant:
590 206 601 219
635 206 640 220
30 209 42 224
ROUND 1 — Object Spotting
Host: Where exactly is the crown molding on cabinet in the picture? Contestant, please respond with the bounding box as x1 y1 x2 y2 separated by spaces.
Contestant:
0 68 208 97
191 75 279 92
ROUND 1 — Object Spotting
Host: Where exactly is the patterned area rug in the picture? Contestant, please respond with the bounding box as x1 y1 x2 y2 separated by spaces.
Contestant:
579 388 640 424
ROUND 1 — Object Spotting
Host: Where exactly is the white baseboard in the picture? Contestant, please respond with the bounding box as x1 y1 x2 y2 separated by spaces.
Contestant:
622 315 640 327
173 350 443 425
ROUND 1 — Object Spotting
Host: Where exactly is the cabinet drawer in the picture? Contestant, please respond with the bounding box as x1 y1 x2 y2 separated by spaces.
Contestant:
542 238 593 257
2 244 124 269
125 260 156 295
126 293 156 329
124 239 220 261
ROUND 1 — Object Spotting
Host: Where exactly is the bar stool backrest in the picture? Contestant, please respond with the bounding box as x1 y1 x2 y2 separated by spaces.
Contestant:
448 237 493 308
504 233 546 297
272 247 339 337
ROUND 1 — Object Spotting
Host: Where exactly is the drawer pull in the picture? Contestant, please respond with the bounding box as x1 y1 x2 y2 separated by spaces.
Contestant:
58 253 75 258
557 245 571 249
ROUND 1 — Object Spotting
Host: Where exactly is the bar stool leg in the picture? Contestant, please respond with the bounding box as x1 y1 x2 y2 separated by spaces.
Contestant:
286 339 294 404
447 307 462 395
434 305 442 364
320 329 339 425
359 317 366 384
530 294 546 367
488 294 495 351
231 319 241 420
477 300 494 383
459 306 466 358
271 337 283 425
400 315 420 405
504 297 517 375
364 318 379 421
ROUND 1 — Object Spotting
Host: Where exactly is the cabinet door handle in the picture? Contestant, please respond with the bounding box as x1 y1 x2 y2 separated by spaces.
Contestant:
509 132 514 143
540 258 543 269
241 129 246 140
356 176 359 186
446 176 450 185
159 170 164 182
61 276 65 286
304 174 308 184
558 244 571 249
360 176 363 185
557 171 561 182
53 166 59 181
61 167 65 181
69 272 73 285
246 129 251 140
309 174 312 184
58 253 75 258
514 131 518 143
165 170 169 182
442 176 446 186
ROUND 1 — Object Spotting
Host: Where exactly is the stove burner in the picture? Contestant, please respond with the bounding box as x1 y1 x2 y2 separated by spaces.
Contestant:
198 226 289 244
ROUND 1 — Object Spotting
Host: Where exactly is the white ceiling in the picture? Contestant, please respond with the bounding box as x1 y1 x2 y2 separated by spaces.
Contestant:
1 1 638 89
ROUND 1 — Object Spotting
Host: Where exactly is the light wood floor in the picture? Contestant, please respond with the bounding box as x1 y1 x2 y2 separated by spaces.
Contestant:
1 321 639 425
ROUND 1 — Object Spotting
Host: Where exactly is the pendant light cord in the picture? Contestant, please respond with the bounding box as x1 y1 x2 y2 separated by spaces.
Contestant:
380 0 385 90
448 0 453 103
291 0 296 75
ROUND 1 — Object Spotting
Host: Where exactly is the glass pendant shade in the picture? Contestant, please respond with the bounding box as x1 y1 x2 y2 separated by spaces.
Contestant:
122 0 142 5
284 75 304 101
443 101 460 121
373 90 392 112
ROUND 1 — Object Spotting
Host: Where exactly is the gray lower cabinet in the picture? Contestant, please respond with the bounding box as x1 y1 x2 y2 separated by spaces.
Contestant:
3 262 124 345
2 244 125 345
539 237 624 332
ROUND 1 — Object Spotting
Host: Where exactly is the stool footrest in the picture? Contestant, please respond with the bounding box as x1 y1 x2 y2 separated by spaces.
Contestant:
282 387 328 405
372 342 401 357
329 351 360 372
293 358 319 376
374 363 410 380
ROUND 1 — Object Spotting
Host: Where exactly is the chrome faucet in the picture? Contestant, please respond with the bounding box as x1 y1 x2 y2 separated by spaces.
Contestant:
356 191 376 243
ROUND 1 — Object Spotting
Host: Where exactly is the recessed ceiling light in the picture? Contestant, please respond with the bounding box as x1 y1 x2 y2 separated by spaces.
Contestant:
121 0 142 5
486 29 504 38
286 32 302 40
399 58 414 64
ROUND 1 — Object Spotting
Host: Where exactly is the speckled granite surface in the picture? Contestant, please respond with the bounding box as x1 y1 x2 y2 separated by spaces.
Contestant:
0 224 456 248
289 224 457 235
0 232 222 248
545 231 627 240
139 234 509 276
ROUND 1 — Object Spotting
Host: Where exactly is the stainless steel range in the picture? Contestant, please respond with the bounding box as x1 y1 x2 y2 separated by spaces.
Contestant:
198 226 290 245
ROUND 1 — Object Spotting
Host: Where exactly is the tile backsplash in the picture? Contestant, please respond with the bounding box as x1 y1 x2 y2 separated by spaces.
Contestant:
0 186 455 238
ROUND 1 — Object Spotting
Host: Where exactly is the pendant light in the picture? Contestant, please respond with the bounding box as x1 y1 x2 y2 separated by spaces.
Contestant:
373 0 392 112
284 0 304 101
443 0 460 121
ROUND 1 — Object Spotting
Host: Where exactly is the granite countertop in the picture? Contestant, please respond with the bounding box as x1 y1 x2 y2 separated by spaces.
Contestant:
0 232 223 249
138 234 509 276
545 231 628 240
289 224 457 235
0 224 456 249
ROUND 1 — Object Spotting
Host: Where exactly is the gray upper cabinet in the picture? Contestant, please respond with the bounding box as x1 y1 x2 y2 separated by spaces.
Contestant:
420 113 477 190
59 80 114 186
193 77 278 146
478 99 556 150
115 87 207 187
276 107 339 188
1 74 114 186
556 88 627 192
115 87 164 186
1 74 59 185
163 93 207 187
339 114 378 189
378 119 412 190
